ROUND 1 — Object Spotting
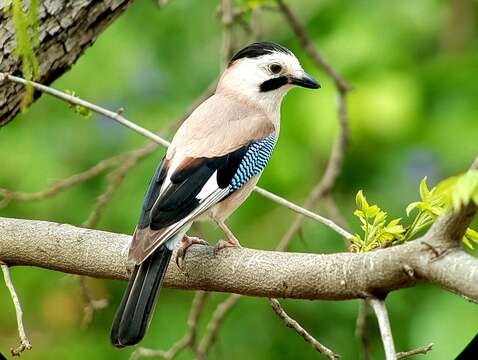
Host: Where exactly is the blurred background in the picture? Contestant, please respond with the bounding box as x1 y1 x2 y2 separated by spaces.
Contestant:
1 0 477 359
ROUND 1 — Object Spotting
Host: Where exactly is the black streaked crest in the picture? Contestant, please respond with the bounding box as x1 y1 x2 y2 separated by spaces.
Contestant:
229 42 292 64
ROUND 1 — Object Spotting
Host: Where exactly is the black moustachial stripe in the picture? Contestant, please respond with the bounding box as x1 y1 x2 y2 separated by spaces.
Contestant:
229 42 291 64
260 76 288 92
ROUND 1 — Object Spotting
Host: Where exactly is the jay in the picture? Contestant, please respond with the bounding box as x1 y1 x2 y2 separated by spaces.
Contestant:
111 42 320 347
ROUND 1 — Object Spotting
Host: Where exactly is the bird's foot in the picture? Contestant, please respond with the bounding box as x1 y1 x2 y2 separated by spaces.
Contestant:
214 238 242 255
214 219 242 254
175 235 209 268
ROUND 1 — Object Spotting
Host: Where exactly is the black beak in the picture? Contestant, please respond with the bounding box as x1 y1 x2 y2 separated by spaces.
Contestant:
289 72 321 89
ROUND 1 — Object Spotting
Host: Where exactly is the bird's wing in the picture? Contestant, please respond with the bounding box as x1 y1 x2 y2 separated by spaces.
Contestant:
128 134 277 264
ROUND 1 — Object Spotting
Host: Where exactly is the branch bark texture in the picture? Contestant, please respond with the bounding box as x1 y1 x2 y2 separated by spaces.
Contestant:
0 0 132 126
1 214 477 302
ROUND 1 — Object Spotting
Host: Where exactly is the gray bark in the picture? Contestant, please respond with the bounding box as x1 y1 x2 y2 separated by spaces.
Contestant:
1 205 477 301
0 0 133 126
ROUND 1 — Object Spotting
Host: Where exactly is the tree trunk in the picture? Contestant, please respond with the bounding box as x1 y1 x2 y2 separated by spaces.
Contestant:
0 0 133 127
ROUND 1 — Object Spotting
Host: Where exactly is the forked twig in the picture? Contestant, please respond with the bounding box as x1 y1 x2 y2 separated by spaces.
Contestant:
270 298 339 359
397 343 433 359
131 291 209 360
1 262 32 356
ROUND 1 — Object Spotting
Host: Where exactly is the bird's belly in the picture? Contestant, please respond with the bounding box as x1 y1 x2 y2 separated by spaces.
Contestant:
205 174 260 221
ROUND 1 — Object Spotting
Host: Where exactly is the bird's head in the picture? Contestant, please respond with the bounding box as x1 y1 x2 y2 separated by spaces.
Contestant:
217 42 320 112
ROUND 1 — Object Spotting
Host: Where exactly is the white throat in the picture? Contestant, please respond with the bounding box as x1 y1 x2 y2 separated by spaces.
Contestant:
216 73 289 118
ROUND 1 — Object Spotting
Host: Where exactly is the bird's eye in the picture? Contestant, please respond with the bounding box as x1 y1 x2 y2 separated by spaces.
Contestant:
269 64 282 74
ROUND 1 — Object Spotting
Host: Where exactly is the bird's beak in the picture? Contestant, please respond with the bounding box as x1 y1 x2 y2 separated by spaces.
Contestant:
289 72 321 89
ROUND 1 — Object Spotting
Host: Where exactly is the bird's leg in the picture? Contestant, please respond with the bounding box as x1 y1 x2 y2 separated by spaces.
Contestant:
214 220 242 253
175 235 209 268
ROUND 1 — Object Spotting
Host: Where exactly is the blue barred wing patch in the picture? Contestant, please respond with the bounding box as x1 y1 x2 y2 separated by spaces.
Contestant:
229 135 277 192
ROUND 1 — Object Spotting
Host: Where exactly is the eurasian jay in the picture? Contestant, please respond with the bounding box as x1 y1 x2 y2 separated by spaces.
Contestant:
111 42 320 347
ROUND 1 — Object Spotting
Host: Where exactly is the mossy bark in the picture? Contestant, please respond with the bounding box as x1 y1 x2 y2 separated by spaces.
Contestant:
0 0 133 126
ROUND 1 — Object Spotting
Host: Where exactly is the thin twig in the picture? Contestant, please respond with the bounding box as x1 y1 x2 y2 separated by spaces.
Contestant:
131 291 209 360
78 276 108 328
82 144 157 228
397 343 433 359
355 301 371 360
0 154 125 208
196 294 241 359
276 0 351 93
254 187 352 239
321 194 350 233
219 0 234 68
0 73 170 147
275 0 351 251
270 298 338 359
187 291 209 349
1 262 32 356
368 298 396 360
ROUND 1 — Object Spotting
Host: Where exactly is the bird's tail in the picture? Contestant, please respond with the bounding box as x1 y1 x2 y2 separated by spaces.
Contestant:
110 246 172 347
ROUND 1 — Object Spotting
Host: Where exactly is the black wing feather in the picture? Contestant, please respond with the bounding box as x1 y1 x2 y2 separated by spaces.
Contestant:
146 144 250 231
138 158 168 228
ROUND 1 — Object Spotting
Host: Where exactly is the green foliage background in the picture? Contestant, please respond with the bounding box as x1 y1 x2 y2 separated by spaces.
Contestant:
1 0 477 359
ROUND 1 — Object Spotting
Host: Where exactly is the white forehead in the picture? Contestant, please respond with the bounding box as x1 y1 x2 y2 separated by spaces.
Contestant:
238 51 302 70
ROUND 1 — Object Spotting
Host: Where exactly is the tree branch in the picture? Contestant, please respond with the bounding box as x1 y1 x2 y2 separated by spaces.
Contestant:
0 153 125 208
1 205 477 301
276 0 351 93
131 291 209 360
368 298 396 360
355 301 371 360
270 298 338 359
196 293 241 359
1 262 32 356
397 343 433 359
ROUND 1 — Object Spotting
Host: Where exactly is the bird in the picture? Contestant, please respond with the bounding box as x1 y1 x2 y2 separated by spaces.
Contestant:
110 41 320 347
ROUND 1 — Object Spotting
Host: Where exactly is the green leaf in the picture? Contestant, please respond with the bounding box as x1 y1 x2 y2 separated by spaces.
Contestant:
419 177 430 200
463 228 478 249
356 190 367 211
353 210 365 218
451 170 478 211
351 190 405 252
365 204 380 218
465 228 478 242
64 90 93 119
373 211 387 226
406 202 420 216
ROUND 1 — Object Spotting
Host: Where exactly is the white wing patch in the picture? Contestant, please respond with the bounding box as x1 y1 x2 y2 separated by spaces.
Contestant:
140 187 229 261
197 170 219 200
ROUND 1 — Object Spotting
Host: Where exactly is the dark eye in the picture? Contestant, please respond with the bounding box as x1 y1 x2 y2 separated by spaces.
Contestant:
269 64 282 74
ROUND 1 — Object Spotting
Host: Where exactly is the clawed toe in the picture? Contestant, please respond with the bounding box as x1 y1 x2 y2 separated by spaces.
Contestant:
175 235 209 269
214 239 241 255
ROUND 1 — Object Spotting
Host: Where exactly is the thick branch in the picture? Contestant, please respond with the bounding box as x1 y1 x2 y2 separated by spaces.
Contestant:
1 214 477 301
0 0 133 126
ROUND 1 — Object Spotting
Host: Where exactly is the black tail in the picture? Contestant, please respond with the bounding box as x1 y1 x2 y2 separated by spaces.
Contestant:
111 246 172 347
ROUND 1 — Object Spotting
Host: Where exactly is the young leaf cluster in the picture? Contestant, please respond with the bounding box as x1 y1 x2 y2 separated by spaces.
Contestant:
349 191 405 252
350 170 478 252
64 90 93 119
